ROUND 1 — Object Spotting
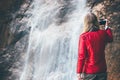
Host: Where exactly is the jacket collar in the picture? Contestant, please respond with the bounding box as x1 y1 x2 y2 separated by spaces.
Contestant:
89 26 99 32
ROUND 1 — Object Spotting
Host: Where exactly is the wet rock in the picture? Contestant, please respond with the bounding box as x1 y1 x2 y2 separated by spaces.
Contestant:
0 0 32 80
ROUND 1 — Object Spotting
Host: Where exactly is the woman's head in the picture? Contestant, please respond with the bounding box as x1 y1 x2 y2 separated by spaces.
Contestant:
83 12 99 32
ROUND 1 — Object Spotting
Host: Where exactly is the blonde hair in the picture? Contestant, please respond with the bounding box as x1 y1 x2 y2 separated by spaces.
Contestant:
83 12 99 32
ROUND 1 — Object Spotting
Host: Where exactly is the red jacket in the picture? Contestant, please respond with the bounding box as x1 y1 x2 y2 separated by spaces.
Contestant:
77 28 113 74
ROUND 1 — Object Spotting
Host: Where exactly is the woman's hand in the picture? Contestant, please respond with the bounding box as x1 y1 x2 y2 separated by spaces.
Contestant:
77 74 81 79
105 19 110 30
105 19 110 27
77 73 85 80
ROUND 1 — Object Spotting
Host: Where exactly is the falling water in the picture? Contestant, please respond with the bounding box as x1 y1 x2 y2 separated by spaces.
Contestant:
19 0 89 80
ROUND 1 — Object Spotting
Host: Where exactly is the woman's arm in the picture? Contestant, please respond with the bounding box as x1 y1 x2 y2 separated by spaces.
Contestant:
77 35 87 73
105 19 113 42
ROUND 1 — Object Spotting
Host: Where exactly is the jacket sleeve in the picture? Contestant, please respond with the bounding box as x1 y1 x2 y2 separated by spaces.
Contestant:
77 35 87 73
106 28 113 43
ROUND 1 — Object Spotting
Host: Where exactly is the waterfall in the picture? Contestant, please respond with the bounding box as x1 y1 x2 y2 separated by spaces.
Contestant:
19 0 89 80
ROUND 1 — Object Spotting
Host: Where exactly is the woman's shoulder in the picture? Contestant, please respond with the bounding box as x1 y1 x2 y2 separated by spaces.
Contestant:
80 32 87 36
80 31 91 37
98 29 108 34
80 30 106 38
80 32 88 40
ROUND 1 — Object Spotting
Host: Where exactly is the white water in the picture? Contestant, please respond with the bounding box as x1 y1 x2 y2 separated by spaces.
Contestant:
20 0 88 80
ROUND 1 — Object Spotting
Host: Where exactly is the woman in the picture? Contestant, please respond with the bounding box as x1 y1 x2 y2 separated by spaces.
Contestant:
77 13 113 80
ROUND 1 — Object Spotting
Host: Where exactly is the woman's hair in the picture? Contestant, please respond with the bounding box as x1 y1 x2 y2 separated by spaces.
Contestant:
83 12 99 32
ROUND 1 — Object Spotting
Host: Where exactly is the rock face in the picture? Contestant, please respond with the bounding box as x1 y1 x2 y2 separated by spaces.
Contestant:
0 0 24 48
0 0 120 80
0 0 31 80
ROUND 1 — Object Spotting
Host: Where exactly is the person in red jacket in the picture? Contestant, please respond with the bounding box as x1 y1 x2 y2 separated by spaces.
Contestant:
77 12 113 80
